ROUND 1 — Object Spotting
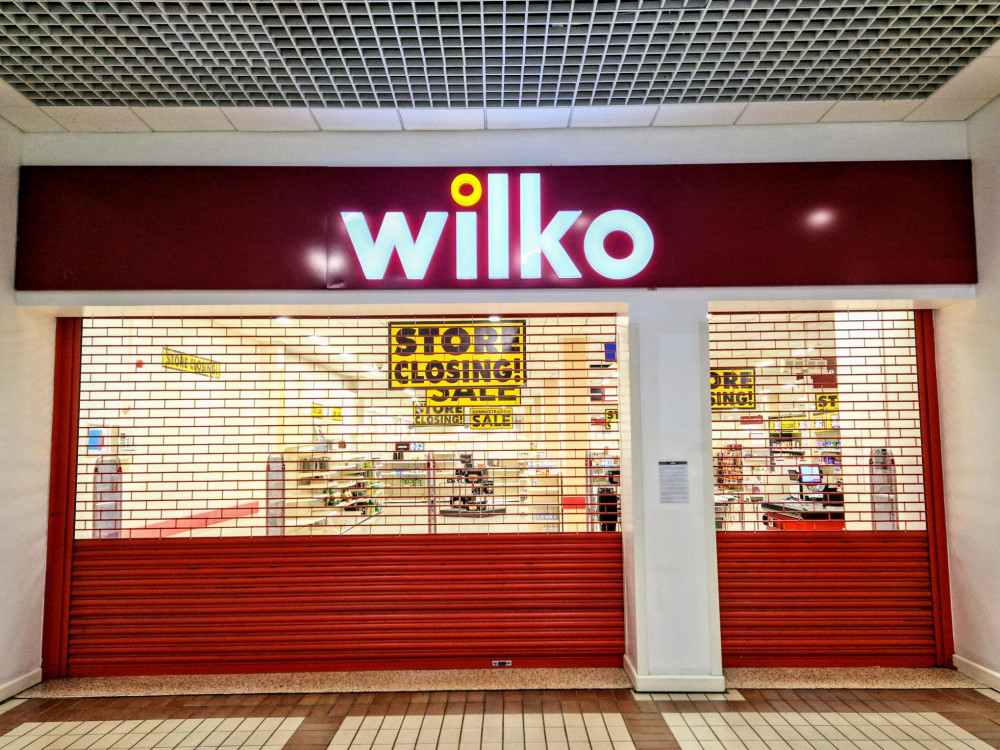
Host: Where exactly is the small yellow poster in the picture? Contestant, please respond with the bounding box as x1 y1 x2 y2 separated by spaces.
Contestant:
710 368 755 409
816 393 839 411
470 407 514 430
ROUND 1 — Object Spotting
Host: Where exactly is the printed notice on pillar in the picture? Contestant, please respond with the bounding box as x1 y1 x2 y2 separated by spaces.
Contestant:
658 461 689 504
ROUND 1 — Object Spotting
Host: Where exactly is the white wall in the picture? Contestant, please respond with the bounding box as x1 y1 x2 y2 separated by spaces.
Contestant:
21 120 967 167
936 99 1000 688
0 120 52 699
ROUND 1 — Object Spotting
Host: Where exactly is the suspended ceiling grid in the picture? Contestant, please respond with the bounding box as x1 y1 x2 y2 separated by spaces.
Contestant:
2 1 1000 111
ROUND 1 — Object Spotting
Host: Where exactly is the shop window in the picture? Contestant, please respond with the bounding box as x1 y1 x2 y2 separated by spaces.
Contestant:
710 311 926 532
74 314 623 538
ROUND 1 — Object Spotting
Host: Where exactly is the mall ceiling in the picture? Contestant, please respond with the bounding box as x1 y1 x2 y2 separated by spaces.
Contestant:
2 1 1000 131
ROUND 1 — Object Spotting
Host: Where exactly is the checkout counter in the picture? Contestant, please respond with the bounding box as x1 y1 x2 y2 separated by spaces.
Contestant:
761 465 845 531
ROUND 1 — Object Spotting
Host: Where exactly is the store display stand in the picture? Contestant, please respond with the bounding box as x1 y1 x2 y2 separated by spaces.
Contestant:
586 449 620 531
440 454 506 516
282 446 384 527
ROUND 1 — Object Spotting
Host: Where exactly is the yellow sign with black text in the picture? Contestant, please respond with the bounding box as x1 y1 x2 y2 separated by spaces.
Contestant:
389 320 525 406
310 403 343 422
604 408 619 430
710 368 755 409
470 407 514 430
816 393 839 411
162 348 221 378
413 403 466 426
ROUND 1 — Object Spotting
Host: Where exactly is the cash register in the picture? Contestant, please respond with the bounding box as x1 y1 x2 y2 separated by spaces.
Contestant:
760 464 845 530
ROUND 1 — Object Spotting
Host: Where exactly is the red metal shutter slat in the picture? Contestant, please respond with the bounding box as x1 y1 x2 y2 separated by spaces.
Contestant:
66 533 624 675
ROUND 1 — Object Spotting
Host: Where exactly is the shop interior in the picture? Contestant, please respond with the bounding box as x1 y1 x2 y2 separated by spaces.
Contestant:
75 313 623 538
709 310 927 533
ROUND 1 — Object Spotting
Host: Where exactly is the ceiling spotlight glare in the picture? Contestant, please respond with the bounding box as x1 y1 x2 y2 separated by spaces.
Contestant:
275 316 292 324
806 208 836 229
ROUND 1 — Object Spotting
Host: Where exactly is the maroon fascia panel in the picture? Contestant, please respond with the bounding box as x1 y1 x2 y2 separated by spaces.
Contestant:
14 162 977 291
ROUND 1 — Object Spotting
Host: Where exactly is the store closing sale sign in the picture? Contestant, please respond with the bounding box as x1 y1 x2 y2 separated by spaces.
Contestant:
389 320 526 407
711 368 755 409
413 404 465 426
470 407 514 430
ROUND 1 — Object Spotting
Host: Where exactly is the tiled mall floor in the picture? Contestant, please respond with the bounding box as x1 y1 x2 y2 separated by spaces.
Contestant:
1 687 999 750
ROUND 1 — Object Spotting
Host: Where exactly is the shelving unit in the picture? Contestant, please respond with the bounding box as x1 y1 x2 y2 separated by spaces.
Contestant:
438 454 506 516
767 414 842 482
586 449 620 531
379 458 429 503
283 447 384 527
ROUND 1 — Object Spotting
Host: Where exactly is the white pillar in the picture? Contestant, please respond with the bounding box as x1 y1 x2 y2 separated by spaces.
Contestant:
622 292 724 692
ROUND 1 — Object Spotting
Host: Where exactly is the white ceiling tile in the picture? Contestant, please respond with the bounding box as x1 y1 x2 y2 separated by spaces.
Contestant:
486 107 570 129
932 56 1000 100
904 98 992 121
311 107 401 131
737 101 836 125
0 106 65 132
398 108 485 130
569 105 658 128
0 80 32 106
40 106 151 132
652 103 746 126
219 107 319 131
131 106 234 131
981 40 1000 57
820 99 923 123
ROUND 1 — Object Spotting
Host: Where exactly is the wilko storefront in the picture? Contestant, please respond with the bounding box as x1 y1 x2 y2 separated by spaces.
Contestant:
17 161 974 688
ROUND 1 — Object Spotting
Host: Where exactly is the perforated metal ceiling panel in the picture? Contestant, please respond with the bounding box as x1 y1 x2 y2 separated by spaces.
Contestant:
2 1 1000 109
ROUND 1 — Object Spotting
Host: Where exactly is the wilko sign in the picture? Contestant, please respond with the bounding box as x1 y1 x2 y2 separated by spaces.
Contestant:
711 368 755 410
15 163 978 292
342 173 653 283
389 320 526 406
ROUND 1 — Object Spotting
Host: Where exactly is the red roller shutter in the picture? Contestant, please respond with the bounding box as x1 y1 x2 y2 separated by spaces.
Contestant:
65 533 624 676
717 532 936 666
711 311 952 667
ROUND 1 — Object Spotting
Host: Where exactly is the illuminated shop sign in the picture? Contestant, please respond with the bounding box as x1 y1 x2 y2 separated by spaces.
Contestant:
342 173 654 283
389 319 525 406
15 163 978 292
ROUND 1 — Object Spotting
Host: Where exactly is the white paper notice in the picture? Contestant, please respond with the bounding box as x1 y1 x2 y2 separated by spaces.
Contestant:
658 461 689 504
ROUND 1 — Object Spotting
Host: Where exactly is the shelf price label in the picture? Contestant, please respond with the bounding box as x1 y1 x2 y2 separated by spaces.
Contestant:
710 368 755 410
815 393 839 411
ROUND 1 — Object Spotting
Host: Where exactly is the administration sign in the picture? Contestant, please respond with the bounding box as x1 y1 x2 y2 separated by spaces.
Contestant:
470 407 514 430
